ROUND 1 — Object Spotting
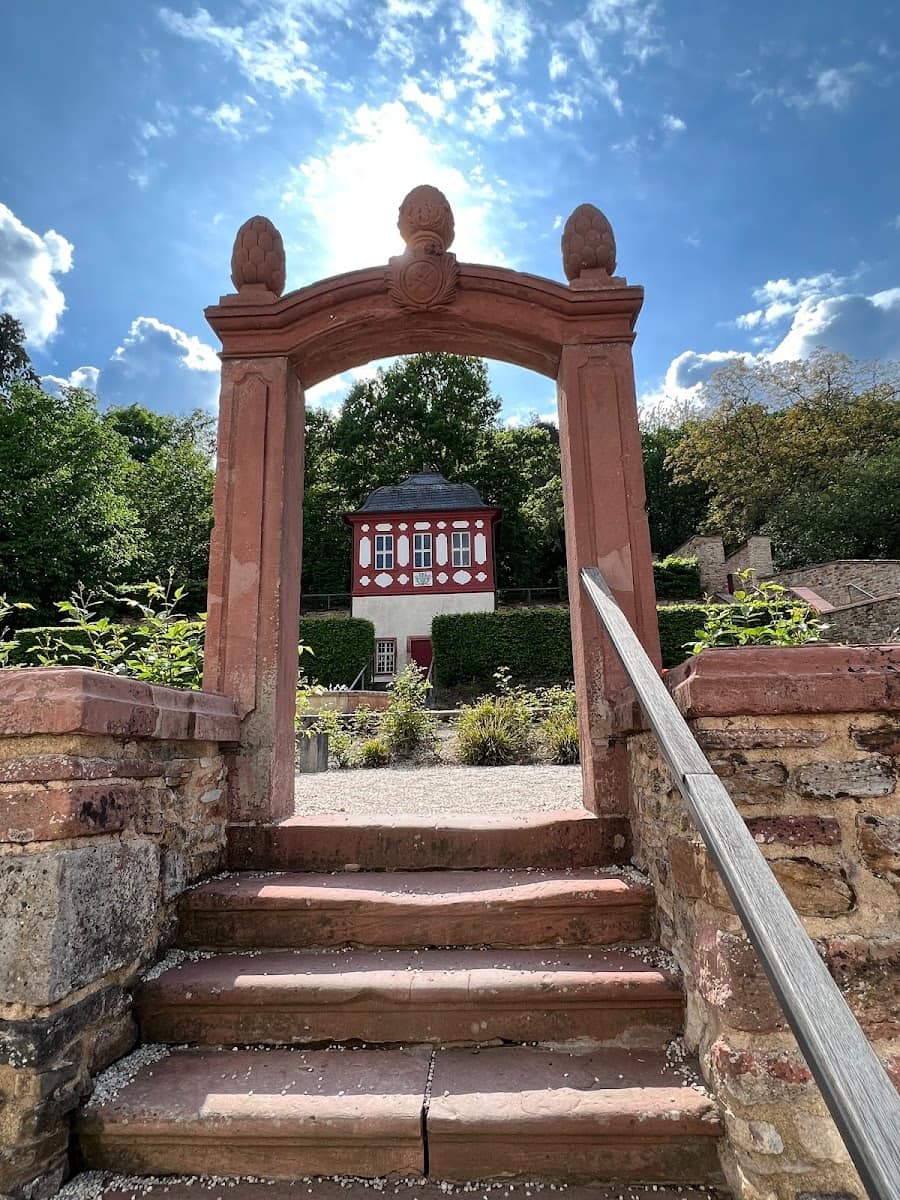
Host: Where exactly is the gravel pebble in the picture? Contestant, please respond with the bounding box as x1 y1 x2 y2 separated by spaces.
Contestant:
295 765 583 816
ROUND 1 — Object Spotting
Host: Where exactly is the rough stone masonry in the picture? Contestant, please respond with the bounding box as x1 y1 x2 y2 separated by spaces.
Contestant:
622 645 900 1200
0 668 239 1200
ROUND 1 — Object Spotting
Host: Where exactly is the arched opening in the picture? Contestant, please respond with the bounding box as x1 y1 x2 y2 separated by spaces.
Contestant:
203 186 660 844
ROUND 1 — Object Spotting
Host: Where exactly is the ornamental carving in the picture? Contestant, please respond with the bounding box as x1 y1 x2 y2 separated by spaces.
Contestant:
561 203 617 285
231 215 286 299
388 184 459 311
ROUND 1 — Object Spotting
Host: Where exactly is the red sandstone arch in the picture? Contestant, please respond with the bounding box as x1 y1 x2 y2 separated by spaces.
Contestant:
204 188 660 838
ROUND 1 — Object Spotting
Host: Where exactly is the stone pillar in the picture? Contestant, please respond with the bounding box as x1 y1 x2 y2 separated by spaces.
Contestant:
204 356 305 823
557 339 661 823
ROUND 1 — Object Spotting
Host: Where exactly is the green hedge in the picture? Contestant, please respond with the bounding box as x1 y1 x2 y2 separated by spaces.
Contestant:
656 604 712 668
300 616 374 687
433 608 573 687
653 555 702 601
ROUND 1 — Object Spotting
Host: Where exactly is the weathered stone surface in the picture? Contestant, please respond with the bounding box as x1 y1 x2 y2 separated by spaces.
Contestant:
796 758 895 799
857 813 900 872
709 755 789 803
851 725 900 755
0 983 129 1068
0 755 162 783
0 841 159 1005
697 727 827 750
745 815 841 847
694 924 785 1032
0 781 143 843
769 857 854 917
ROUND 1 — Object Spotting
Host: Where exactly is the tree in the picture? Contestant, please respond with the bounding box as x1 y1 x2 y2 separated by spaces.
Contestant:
669 351 900 560
331 354 501 505
640 424 709 556
0 382 140 616
104 404 217 462
0 313 38 392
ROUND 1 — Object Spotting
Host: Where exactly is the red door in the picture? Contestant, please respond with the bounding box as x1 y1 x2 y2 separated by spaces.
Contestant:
408 637 433 670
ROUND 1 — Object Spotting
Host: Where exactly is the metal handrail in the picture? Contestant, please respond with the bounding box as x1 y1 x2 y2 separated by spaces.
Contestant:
580 566 900 1200
847 581 877 601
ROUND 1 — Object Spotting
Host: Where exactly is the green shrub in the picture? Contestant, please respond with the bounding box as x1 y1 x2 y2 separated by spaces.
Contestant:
537 685 579 765
653 555 702 600
22 578 206 688
457 691 533 766
358 737 390 768
300 616 374 687
656 604 712 668
687 573 821 652
433 607 572 688
378 663 435 759
0 596 35 668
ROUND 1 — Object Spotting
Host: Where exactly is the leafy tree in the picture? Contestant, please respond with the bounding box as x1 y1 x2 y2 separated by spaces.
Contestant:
0 382 140 616
0 313 38 392
302 408 352 594
104 404 216 462
640 424 710 556
332 354 501 505
669 351 900 559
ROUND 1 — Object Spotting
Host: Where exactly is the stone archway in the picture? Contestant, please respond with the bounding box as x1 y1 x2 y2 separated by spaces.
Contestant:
204 185 661 839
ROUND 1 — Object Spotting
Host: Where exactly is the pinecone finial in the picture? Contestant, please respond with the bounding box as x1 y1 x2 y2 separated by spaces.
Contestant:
230 215 286 300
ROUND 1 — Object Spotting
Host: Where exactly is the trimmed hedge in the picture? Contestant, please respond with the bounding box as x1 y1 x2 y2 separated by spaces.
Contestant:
433 603 728 684
653 555 702 601
656 604 711 668
300 616 374 687
433 608 573 687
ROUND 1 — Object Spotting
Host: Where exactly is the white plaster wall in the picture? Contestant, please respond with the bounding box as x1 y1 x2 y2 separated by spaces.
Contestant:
352 591 495 672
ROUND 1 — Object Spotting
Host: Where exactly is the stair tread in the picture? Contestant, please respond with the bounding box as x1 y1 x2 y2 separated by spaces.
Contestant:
184 869 651 909
141 947 680 1004
139 945 676 993
429 1045 719 1132
277 808 598 830
64 1176 732 1200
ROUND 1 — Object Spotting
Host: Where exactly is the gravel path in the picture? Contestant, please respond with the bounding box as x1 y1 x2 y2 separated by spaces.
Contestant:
294 764 584 815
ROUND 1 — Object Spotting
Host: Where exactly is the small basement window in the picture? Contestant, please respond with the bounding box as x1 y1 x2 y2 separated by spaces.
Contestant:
375 638 396 676
451 530 471 567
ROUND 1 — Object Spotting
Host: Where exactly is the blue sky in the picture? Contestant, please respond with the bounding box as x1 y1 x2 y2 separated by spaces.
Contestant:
2 0 899 424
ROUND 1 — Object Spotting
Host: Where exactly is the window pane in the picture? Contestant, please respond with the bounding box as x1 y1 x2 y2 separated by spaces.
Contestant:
375 534 394 570
414 533 432 569
375 639 395 674
452 531 470 567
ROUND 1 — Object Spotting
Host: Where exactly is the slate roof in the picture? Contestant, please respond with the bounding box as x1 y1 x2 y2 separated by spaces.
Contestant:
355 470 492 514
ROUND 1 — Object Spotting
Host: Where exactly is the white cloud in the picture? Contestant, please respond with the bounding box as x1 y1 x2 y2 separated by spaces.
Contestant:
459 0 533 75
582 0 662 63
98 317 220 412
209 102 242 133
158 3 337 99
769 288 900 362
281 100 509 278
467 88 510 131
734 272 851 329
400 80 446 121
41 365 101 395
661 113 686 132
305 362 384 409
807 66 859 110
0 203 73 347
548 48 568 80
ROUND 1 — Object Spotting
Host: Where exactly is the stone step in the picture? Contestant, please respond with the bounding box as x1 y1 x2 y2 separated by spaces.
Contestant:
227 809 617 872
136 947 683 1047
77 1046 430 1178
61 1176 734 1200
179 870 653 950
427 1045 724 1184
76 1045 722 1186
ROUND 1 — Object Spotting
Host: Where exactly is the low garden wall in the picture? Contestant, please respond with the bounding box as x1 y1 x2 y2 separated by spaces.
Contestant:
0 668 239 1200
620 645 900 1199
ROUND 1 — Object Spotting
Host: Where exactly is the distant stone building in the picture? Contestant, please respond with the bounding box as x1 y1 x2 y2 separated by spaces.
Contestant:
671 534 775 598
344 471 500 681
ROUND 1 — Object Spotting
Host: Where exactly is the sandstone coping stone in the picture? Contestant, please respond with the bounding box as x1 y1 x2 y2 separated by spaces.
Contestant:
0 841 159 1006
0 669 240 742
666 645 900 717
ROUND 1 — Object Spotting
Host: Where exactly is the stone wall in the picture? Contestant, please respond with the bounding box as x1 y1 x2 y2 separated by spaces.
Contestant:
822 594 900 645
0 669 239 1200
671 535 728 595
623 645 900 1200
723 536 773 581
767 559 900 607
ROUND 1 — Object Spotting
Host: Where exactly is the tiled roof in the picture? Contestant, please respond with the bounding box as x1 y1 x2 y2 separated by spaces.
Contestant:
356 471 491 514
